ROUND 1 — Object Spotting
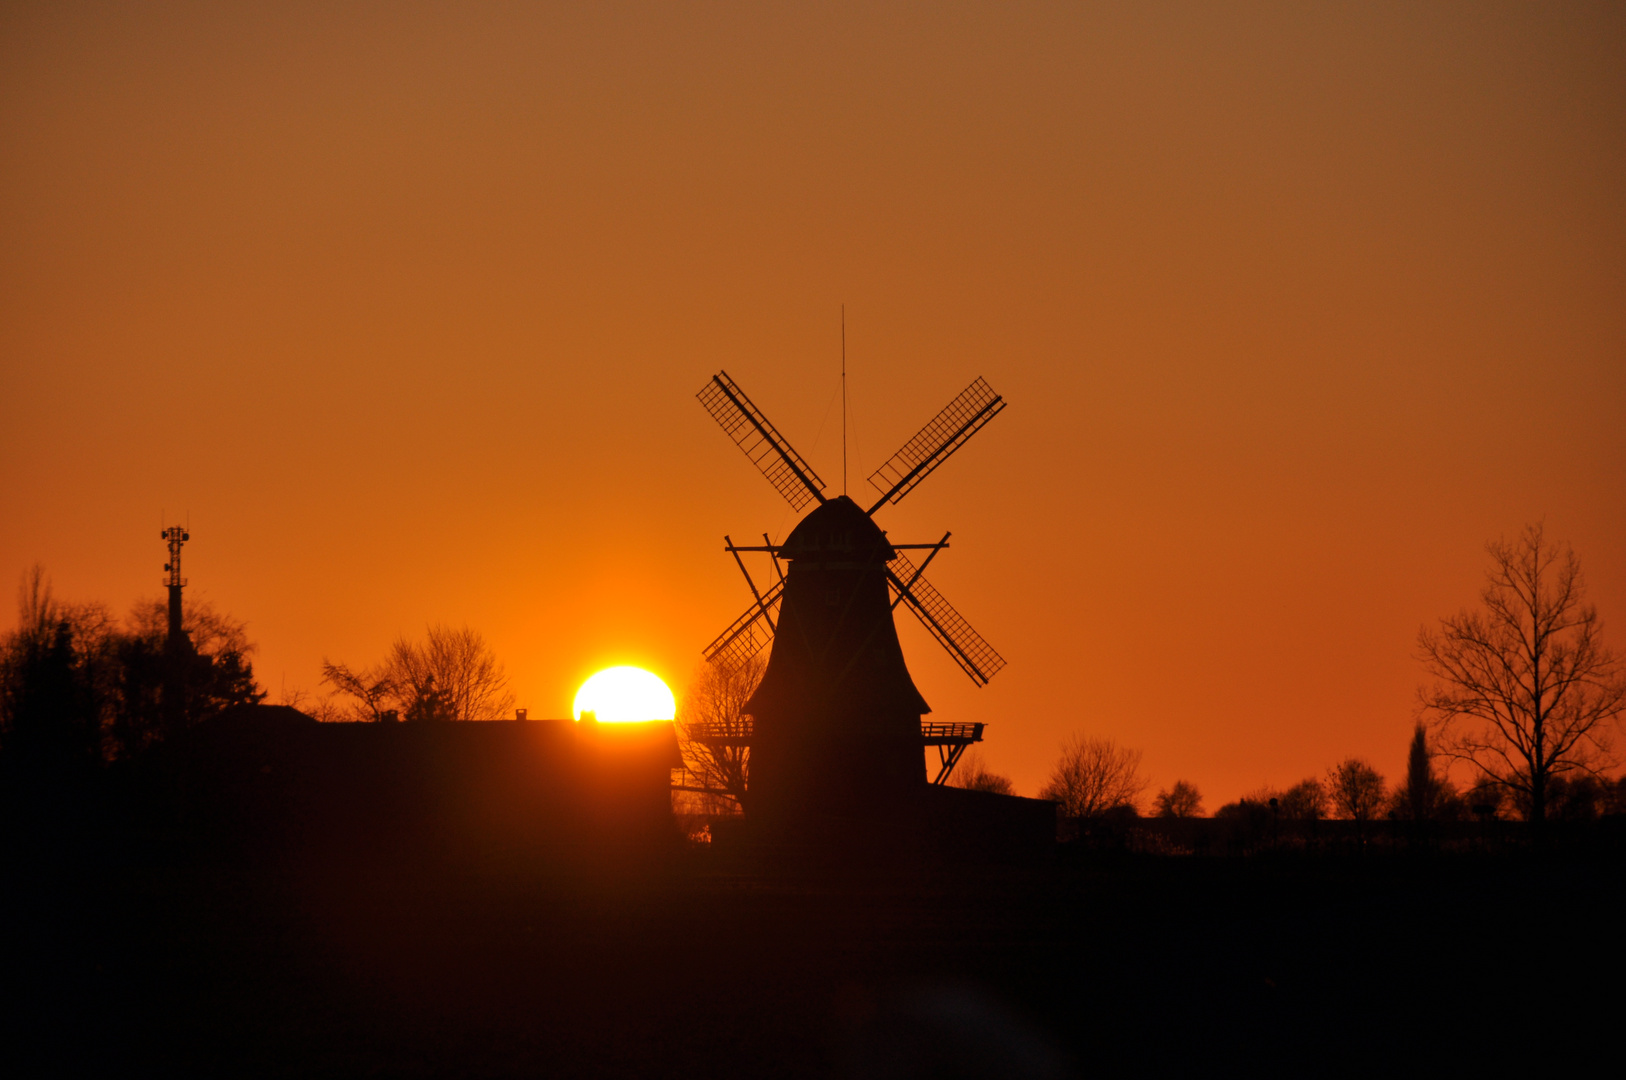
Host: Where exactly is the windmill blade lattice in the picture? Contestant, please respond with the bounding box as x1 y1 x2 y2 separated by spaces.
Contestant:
867 377 1005 510
701 578 785 673
698 372 827 511
886 552 1006 686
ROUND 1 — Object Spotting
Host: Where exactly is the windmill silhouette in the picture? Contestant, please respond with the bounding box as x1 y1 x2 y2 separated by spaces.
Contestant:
694 371 1007 826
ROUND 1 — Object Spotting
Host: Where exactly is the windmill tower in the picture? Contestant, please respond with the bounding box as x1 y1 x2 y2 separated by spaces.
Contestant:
696 372 1007 827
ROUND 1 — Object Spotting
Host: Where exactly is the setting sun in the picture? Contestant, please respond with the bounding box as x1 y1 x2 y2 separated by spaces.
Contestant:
572 666 677 723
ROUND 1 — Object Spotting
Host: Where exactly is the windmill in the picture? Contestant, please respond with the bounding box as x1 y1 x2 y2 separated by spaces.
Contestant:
693 371 1007 824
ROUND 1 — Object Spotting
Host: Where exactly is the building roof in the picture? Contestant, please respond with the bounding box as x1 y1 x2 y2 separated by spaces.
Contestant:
778 495 895 562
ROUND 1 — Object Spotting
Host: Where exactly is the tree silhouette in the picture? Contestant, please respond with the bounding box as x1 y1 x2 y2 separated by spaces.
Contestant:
1390 722 1461 826
676 657 761 810
1229 779 1327 823
115 595 263 750
9 569 118 766
1401 723 1437 820
319 661 398 722
1418 523 1624 829
1039 735 1146 818
1277 778 1329 822
950 749 1015 795
1 567 262 764
1153 780 1202 818
321 625 511 723
384 624 513 722
0 612 99 767
126 595 254 660
1541 773 1609 821
1463 776 1506 820
402 673 456 723
1327 758 1386 844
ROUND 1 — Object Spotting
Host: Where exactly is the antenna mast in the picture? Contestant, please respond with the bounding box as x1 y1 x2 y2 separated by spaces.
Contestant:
161 524 190 646
841 305 848 495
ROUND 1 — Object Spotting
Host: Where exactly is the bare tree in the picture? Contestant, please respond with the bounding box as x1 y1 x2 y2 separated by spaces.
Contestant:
127 595 254 660
1 567 104 764
1039 735 1147 818
1153 780 1203 818
3 567 262 762
950 749 1016 795
301 695 346 723
1464 776 1507 820
1327 758 1386 843
1231 779 1326 822
1277 778 1329 822
1418 523 1624 828
320 661 398 722
676 657 761 811
384 624 514 722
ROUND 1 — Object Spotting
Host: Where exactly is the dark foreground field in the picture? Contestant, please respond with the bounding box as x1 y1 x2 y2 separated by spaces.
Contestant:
5 815 1621 1078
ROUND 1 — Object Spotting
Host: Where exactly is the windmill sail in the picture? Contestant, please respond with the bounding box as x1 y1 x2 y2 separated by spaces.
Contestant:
867 377 1005 510
701 578 785 673
698 372 827 511
885 552 1006 687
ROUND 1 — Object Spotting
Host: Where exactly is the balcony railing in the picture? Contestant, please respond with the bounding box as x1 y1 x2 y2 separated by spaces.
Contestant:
680 719 986 785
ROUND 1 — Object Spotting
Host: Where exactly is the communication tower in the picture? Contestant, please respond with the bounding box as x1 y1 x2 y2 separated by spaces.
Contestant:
162 525 190 645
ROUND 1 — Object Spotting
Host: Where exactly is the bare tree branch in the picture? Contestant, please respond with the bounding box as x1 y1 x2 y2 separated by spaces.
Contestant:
320 660 397 722
383 624 514 722
1038 735 1146 818
675 657 761 811
950 748 1016 796
1327 758 1386 844
1417 523 1624 826
1153 780 1203 818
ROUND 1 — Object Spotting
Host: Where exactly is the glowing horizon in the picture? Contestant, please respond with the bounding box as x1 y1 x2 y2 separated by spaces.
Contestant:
2 3 1621 804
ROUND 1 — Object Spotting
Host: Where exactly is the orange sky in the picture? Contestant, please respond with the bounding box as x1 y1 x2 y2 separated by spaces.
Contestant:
3 2 1623 805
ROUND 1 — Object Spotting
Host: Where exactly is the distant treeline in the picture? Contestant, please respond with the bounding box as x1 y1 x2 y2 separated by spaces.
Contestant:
993 524 1626 847
985 727 1623 826
0 566 263 771
0 567 518 781
319 624 513 723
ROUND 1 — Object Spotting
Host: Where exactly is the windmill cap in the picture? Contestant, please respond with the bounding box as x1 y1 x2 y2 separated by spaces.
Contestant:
778 495 896 562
